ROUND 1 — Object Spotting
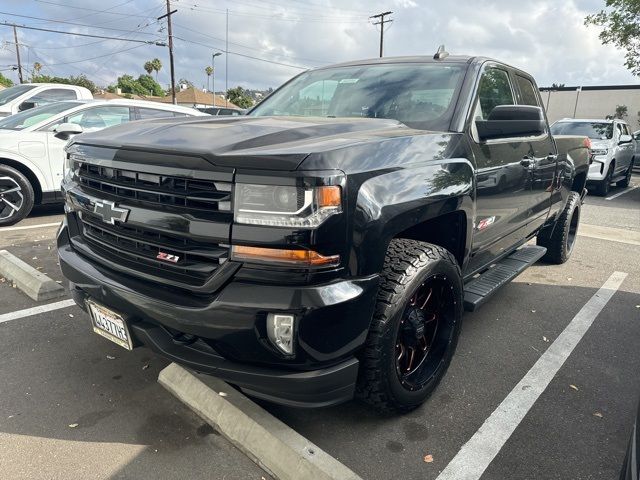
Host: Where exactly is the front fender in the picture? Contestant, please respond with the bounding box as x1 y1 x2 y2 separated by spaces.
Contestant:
0 149 51 193
350 159 474 276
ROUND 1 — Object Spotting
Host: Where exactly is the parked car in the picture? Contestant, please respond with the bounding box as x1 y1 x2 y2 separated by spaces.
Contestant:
0 99 206 226
620 399 639 480
58 52 589 413
551 118 635 195
633 130 640 173
0 83 93 118
197 107 244 116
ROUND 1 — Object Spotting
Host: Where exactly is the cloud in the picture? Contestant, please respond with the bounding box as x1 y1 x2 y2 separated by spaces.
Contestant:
0 0 636 91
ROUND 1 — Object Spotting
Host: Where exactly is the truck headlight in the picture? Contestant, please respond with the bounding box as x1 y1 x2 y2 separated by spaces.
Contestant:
234 184 341 227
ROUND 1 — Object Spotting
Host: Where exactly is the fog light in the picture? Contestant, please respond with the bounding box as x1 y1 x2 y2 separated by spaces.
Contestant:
267 313 295 355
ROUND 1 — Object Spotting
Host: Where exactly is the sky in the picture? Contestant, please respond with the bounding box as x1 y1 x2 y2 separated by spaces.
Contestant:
0 0 638 93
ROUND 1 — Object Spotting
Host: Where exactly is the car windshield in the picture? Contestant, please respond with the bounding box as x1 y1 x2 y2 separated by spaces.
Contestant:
0 101 83 130
551 121 613 140
0 85 37 106
249 63 467 131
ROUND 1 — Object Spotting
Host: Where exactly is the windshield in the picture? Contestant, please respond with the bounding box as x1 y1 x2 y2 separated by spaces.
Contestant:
551 121 613 140
0 101 83 131
250 63 467 131
0 85 37 107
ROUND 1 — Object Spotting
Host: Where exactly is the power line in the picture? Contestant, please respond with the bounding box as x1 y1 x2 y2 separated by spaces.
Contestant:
180 4 367 23
0 10 158 35
0 22 166 45
207 0 368 20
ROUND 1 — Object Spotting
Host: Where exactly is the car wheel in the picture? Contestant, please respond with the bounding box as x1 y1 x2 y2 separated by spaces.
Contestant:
616 158 634 188
537 191 581 264
0 165 35 227
356 239 463 414
595 163 613 196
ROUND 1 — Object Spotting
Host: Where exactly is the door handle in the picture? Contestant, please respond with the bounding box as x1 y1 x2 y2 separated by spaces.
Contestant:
520 157 535 167
546 154 558 162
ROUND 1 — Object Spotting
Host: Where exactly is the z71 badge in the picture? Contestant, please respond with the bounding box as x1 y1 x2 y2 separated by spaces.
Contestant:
157 252 180 263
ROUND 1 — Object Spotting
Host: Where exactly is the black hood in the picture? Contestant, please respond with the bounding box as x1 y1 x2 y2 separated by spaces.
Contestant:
71 115 422 171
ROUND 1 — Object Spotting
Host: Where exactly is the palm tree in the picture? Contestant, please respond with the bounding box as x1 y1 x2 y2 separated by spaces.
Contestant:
32 62 42 81
205 66 213 91
143 61 154 75
151 58 162 80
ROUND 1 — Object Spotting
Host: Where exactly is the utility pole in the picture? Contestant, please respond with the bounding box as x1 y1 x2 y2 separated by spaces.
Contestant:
12 25 23 84
158 0 177 104
225 8 229 107
370 11 393 58
212 52 222 108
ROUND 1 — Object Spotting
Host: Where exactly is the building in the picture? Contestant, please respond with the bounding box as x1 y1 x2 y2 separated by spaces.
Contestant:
540 85 640 127
153 87 239 109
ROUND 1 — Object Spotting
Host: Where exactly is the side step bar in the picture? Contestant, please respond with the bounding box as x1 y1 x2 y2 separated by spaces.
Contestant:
463 245 547 312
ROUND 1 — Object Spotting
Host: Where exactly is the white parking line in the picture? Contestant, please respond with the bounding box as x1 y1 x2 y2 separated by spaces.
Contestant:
436 271 628 480
0 222 61 233
0 299 75 325
606 185 637 200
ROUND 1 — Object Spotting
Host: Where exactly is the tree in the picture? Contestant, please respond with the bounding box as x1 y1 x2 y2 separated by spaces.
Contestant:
615 104 628 119
144 61 154 75
30 74 98 93
226 86 254 108
112 74 163 96
0 72 14 88
33 62 42 75
205 66 213 91
585 1 640 76
551 83 565 88
151 58 162 79
178 78 194 89
136 74 164 96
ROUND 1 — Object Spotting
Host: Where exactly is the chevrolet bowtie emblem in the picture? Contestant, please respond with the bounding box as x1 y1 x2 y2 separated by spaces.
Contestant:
93 200 130 225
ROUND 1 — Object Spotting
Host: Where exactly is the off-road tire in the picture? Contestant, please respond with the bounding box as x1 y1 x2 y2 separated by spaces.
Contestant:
595 162 613 196
537 191 581 264
616 159 634 188
0 164 34 227
356 239 463 414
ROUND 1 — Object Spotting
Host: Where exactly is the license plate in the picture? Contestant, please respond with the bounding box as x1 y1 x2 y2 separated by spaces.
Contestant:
87 301 133 350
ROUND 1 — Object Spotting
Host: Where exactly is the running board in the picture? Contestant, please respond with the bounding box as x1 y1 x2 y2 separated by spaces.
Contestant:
463 245 547 312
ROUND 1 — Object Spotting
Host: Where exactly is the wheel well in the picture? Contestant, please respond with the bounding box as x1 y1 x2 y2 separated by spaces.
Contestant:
0 158 42 204
571 171 587 193
394 211 466 266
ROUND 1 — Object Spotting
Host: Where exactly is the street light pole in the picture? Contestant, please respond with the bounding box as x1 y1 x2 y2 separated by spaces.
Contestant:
212 52 222 109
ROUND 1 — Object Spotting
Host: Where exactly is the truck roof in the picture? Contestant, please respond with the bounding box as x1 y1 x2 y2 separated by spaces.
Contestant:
317 55 493 70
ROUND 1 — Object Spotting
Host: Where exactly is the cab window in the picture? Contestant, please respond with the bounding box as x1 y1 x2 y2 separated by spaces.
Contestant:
30 88 78 105
514 75 540 107
66 106 132 131
474 68 514 121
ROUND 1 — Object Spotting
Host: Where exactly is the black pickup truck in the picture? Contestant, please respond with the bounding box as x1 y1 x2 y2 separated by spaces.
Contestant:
58 52 590 413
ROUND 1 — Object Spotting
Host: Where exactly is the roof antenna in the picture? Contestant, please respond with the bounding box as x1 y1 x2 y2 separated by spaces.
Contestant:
434 45 449 60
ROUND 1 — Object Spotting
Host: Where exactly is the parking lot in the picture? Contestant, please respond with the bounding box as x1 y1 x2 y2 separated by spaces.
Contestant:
1 180 638 480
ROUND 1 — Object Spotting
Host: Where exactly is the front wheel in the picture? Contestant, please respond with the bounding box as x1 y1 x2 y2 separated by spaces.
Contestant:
595 163 613 196
616 158 634 188
537 191 581 264
356 239 463 414
0 165 34 227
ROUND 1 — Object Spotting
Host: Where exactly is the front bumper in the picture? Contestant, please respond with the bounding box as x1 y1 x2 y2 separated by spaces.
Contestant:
58 222 379 407
587 158 608 181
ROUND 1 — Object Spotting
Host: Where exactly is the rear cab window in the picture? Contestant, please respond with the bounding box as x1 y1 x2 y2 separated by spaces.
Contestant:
514 75 540 107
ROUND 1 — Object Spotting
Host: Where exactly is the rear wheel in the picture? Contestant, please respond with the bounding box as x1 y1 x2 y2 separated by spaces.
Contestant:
356 239 463 414
537 191 581 264
595 162 613 196
616 158 634 188
0 165 34 227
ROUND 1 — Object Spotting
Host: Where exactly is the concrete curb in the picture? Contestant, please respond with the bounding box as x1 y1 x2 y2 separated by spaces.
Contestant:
159 363 363 480
0 250 65 301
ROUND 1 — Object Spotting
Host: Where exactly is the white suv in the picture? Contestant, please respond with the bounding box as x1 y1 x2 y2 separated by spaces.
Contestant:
0 83 93 118
551 118 635 196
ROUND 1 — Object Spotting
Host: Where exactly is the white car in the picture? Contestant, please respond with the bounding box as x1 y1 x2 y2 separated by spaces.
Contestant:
0 99 206 226
0 83 93 118
550 118 635 196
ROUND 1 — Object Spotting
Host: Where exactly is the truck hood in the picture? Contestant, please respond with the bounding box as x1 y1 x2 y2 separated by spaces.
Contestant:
71 115 420 171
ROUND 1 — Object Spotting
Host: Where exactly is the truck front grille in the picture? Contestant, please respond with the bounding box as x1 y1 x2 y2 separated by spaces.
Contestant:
77 162 232 212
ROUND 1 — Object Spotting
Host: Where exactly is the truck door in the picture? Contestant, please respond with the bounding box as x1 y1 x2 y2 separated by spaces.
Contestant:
467 66 536 274
513 73 557 231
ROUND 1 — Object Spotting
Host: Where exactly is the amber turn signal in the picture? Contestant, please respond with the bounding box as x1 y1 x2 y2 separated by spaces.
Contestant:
317 186 341 207
232 245 340 267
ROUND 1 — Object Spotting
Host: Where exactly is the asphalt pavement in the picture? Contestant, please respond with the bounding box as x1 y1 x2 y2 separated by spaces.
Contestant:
0 178 638 480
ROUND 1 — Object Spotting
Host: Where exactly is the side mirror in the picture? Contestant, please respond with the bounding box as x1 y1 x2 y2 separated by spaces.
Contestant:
54 122 83 140
476 105 546 141
618 134 633 145
18 101 38 112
